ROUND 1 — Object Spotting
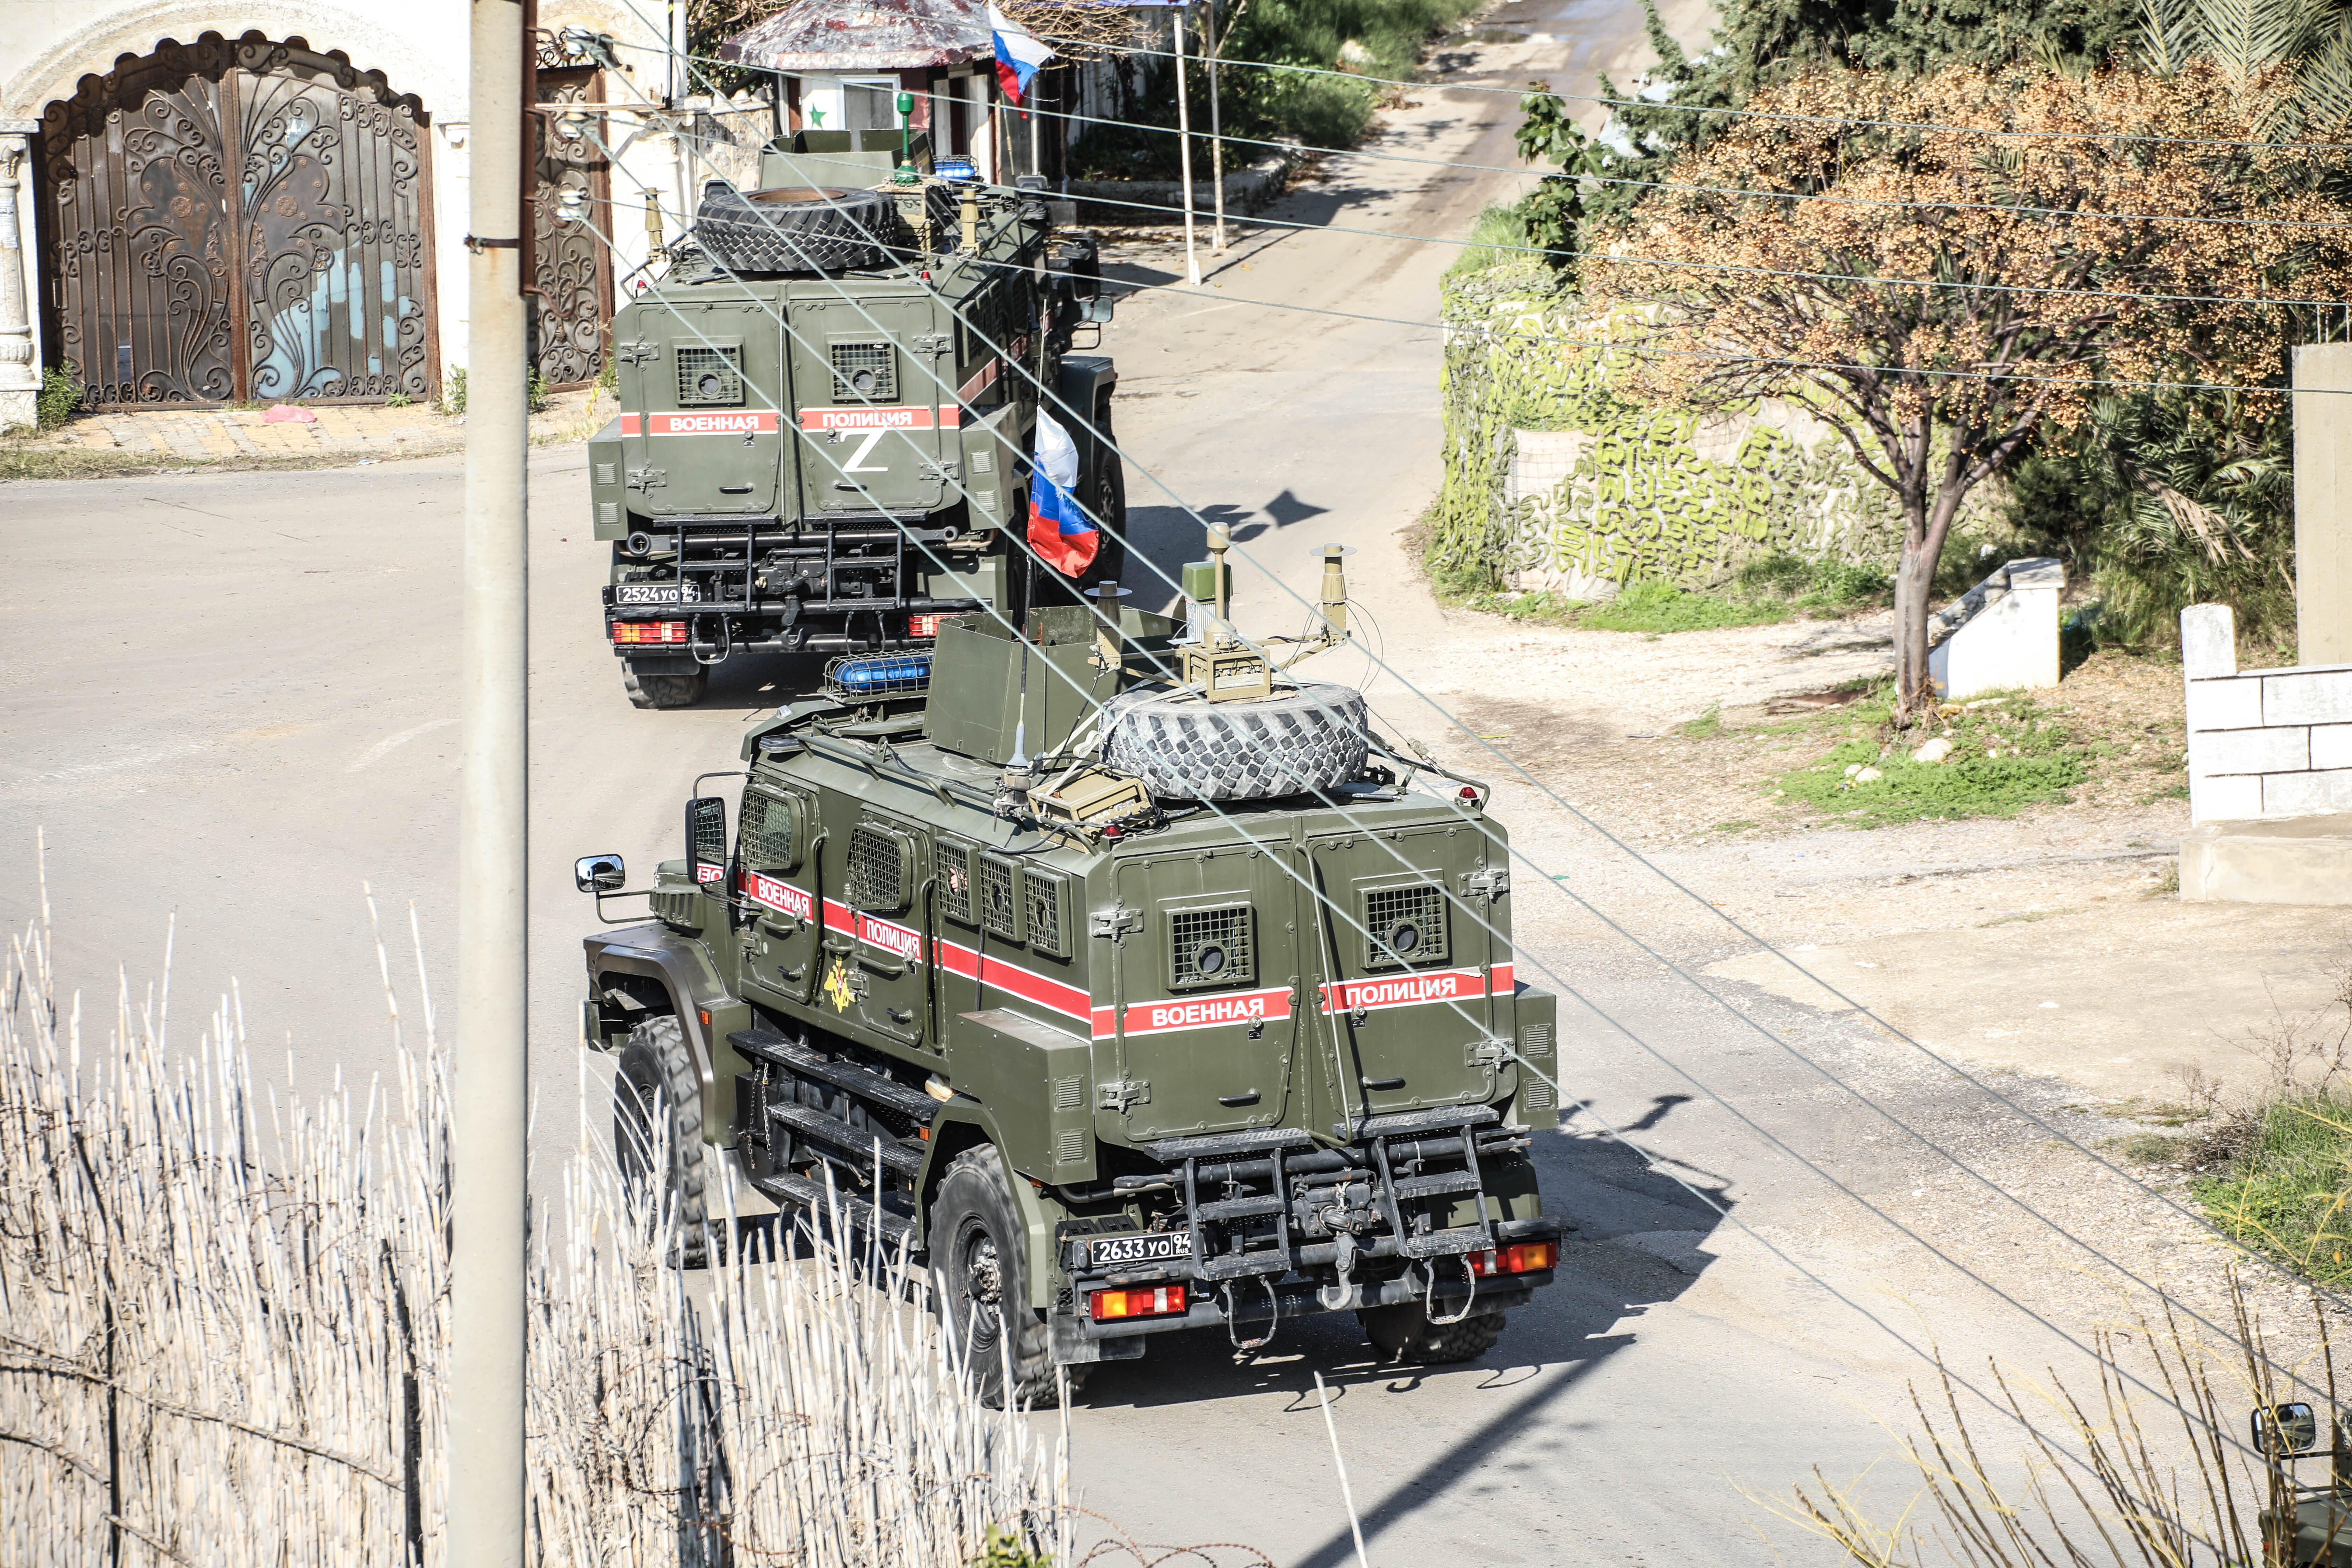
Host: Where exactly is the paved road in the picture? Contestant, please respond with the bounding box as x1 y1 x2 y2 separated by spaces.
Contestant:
1 22 2177 1568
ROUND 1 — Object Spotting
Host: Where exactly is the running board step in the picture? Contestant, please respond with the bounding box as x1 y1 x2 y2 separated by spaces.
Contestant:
1392 1170 1482 1200
730 1027 941 1124
769 1102 925 1178
1196 1194 1287 1223
748 1168 918 1245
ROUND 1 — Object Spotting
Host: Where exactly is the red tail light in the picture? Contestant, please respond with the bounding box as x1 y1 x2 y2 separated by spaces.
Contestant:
908 614 941 638
1466 1241 1557 1277
612 620 688 645
1089 1284 1188 1322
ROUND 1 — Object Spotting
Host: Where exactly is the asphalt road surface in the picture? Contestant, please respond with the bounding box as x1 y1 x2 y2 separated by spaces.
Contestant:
2 24 2180 1568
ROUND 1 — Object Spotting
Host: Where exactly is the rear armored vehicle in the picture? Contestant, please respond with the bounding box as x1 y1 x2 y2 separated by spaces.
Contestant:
570 542 1563 1400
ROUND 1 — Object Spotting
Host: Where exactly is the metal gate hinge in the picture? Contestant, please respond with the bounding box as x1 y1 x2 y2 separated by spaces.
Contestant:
1088 904 1141 940
614 340 661 364
1098 1077 1150 1111
1464 867 1510 900
626 467 667 490
1466 1038 1511 1071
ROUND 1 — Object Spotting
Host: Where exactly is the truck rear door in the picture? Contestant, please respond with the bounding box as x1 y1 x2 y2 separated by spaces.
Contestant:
790 294 949 517
1106 845 1298 1142
1300 825 1507 1120
617 296 786 520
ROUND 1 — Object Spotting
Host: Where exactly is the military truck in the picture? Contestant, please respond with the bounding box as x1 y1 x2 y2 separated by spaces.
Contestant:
570 546 1563 1404
587 132 1124 709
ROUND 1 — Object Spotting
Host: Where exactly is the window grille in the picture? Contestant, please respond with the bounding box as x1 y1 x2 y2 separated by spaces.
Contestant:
743 794 798 870
677 344 743 405
978 855 1022 941
846 825 907 912
1025 871 1065 956
1169 905 1253 990
829 340 896 402
1363 883 1448 969
936 842 973 924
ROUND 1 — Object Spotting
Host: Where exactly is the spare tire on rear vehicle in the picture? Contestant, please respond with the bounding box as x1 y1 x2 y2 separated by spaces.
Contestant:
1103 679 1369 803
691 183 897 274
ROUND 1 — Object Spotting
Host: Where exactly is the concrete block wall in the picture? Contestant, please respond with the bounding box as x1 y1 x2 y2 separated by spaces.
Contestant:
2182 603 2352 822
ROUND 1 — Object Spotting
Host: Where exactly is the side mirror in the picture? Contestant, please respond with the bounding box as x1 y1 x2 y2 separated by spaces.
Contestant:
1079 296 1115 324
574 853 625 893
686 796 729 889
2254 1403 2320 1457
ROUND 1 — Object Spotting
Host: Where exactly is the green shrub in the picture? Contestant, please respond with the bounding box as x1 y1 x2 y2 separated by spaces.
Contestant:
1771 689 2088 825
1448 203 1529 276
2197 1092 2352 1285
36 365 84 431
442 366 466 416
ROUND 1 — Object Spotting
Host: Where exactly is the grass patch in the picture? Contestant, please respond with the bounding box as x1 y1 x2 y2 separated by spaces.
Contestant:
1450 203 1531 276
1446 552 1896 634
2196 1092 2352 1285
1710 818 1760 833
2115 1130 2194 1164
1678 705 1723 739
1769 686 2090 826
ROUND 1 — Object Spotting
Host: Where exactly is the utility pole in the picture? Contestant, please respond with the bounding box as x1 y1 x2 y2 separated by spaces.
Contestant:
1173 2 1201 286
450 0 530 1564
1206 1 1226 253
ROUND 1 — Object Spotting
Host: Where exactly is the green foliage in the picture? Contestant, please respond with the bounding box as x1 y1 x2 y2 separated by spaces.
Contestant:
2003 389 2297 648
2196 1093 2352 1286
384 389 412 409
442 366 466 417
1069 0 1483 177
36 366 84 431
1771 689 2089 824
1576 580 1795 631
1448 203 1531 276
971 1524 1053 1568
529 367 550 413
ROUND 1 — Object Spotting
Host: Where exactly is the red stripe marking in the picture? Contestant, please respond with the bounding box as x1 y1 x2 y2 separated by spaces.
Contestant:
619 410 779 437
797 405 941 432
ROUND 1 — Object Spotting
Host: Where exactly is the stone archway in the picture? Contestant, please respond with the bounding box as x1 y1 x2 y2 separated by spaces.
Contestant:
36 32 436 407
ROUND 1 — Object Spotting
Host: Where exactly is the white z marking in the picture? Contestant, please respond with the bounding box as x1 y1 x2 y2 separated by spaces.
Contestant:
842 428 891 472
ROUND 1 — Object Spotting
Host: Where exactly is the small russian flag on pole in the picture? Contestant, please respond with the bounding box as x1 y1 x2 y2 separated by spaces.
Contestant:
988 4 1055 106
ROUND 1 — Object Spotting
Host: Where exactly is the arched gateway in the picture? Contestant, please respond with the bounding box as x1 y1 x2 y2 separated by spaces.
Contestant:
37 33 436 406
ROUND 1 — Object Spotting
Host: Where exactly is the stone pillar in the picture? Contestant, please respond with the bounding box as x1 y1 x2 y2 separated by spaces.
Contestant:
0 123 40 434
2293 343 2352 665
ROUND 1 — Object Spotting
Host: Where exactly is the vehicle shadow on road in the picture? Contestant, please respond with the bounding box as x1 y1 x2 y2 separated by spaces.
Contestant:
1073 1099 1732 1536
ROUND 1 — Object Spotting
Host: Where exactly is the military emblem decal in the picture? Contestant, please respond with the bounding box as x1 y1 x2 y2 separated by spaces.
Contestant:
823 956 855 1012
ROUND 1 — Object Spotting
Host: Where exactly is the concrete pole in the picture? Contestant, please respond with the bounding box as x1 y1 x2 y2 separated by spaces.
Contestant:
2294 343 2352 665
0 128 41 434
451 0 530 1564
1206 3 1226 254
1173 4 1201 286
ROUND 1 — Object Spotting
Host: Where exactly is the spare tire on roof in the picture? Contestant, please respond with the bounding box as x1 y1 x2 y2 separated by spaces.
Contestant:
691 183 898 274
1103 680 1370 803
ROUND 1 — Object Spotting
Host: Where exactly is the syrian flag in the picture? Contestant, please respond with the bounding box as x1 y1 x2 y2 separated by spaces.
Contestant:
989 4 1054 105
1026 408 1098 576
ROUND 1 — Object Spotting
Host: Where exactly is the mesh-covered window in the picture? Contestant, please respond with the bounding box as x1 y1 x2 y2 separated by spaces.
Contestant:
830 341 896 402
846 825 908 912
1169 905 1254 990
1364 883 1448 969
689 799 728 867
978 855 1022 941
937 842 974 924
677 345 742 406
1025 871 1065 957
743 793 799 871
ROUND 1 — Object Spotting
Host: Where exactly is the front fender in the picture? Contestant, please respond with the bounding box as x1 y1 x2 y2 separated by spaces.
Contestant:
583 923 751 1146
916 1101 1072 1311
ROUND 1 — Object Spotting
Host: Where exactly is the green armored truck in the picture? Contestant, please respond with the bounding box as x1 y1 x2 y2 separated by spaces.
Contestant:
587 132 1124 709
571 551 1563 1402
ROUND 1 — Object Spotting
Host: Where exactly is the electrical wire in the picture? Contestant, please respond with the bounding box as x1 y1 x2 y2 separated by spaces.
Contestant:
572 100 2350 1468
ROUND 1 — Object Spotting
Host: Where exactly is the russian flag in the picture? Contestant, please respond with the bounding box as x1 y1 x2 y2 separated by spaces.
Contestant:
989 4 1054 106
1027 408 1098 576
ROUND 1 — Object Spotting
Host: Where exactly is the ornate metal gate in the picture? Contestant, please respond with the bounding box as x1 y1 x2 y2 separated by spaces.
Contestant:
37 34 437 407
529 56 614 390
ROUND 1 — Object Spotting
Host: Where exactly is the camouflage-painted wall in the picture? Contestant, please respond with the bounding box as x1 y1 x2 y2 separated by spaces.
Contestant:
1434 264 1989 594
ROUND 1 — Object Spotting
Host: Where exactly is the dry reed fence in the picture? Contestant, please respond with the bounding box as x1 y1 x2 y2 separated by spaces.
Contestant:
0 888 1208 1568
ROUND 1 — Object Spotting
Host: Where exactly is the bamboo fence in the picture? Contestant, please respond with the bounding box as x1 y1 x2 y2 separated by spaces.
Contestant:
0 890 1081 1567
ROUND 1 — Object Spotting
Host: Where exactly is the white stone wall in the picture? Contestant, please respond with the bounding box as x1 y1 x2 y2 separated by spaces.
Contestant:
2182 603 2352 822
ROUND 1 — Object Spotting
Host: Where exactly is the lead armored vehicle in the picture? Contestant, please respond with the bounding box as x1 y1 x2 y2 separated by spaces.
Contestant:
587 131 1123 709
571 542 1562 1401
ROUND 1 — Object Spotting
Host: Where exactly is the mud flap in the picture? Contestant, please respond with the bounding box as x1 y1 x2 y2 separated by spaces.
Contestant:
1051 1315 1146 1366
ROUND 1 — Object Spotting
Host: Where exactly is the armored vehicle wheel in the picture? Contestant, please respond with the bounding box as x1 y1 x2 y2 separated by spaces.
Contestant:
1103 679 1368 803
614 1015 712 1267
623 662 707 710
930 1145 1061 1407
692 184 895 274
1358 1302 1507 1364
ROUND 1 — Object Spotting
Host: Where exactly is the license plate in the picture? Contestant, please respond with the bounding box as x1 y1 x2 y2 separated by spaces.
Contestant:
1087 1231 1191 1268
616 582 698 605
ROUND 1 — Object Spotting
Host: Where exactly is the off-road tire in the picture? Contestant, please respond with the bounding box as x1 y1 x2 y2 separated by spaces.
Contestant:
614 1015 712 1268
1358 1302 1507 1364
692 183 895 274
929 1145 1062 1408
1104 679 1368 803
623 662 707 710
